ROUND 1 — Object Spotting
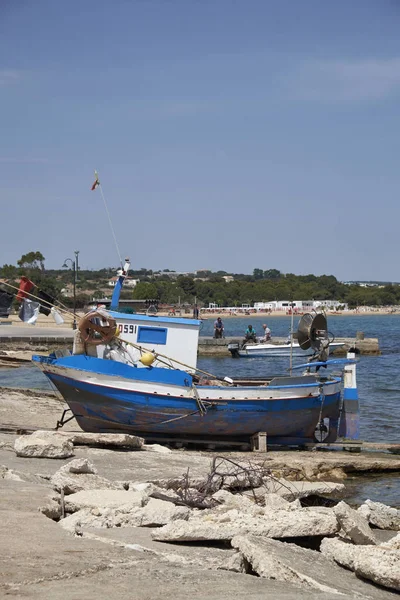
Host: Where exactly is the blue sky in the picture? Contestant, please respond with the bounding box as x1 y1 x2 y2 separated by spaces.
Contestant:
1 0 400 280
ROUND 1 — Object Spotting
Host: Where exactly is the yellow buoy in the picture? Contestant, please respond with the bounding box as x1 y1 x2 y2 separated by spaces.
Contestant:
140 352 155 366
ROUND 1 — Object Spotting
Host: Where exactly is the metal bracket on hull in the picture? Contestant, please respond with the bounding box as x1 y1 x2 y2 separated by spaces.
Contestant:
56 408 76 430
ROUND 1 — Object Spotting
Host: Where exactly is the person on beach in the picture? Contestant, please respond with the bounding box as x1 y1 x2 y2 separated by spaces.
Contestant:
214 317 224 338
261 323 271 342
193 304 199 319
243 324 257 344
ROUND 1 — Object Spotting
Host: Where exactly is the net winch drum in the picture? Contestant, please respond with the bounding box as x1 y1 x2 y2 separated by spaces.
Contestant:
228 342 240 358
297 313 329 353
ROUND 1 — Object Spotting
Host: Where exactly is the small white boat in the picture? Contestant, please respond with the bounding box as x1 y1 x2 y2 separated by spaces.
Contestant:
228 340 344 358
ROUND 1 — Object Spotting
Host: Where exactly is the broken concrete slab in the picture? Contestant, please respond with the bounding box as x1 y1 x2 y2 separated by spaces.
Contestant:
137 498 190 527
64 489 148 513
51 470 124 495
129 482 157 494
212 489 260 511
59 498 190 532
69 432 144 449
321 536 400 591
264 493 293 510
231 535 392 598
358 499 400 531
320 536 358 570
263 478 345 500
50 458 125 494
83 525 242 572
39 498 62 521
58 458 97 475
381 532 400 550
333 501 378 545
142 444 172 454
59 508 118 533
0 465 24 481
152 508 338 542
14 431 74 459
217 551 247 573
354 547 400 592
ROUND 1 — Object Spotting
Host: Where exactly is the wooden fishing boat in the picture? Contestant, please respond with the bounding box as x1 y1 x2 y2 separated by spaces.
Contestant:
32 262 359 446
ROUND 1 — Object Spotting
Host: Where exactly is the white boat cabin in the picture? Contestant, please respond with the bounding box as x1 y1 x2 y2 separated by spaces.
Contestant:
104 311 201 371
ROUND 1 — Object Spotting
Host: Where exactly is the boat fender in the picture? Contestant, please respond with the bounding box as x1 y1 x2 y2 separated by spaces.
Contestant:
140 352 156 366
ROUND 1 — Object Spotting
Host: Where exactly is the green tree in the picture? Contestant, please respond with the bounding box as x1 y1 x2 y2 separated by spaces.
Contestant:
176 276 196 296
17 251 45 271
132 282 159 300
253 268 264 280
263 269 281 280
0 264 18 279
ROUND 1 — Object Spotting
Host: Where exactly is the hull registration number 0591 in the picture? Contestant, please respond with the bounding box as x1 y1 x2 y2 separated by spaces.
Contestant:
118 324 137 335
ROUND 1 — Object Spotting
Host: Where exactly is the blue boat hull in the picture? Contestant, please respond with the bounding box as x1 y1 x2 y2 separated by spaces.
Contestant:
47 371 341 445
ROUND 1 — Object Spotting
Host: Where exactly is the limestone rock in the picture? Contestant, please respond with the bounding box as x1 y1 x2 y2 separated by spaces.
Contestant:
136 498 190 526
64 489 147 513
333 501 378 545
152 508 338 542
354 547 400 592
14 431 74 459
358 499 400 531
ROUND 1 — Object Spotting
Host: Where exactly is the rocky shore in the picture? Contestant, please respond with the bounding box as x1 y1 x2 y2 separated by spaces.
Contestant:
1 387 400 599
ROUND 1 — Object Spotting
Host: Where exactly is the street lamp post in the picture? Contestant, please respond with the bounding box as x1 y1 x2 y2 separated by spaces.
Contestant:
62 252 79 329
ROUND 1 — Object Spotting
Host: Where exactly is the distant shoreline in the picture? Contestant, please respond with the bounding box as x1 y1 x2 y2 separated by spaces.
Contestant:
159 310 400 319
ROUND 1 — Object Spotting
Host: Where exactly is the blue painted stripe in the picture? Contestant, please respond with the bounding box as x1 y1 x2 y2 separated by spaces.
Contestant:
292 359 356 370
48 372 340 412
110 275 125 309
108 310 201 327
343 387 358 400
33 354 193 387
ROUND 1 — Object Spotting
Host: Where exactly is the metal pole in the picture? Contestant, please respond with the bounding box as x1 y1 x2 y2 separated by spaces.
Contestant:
289 302 294 375
74 250 79 280
73 261 76 330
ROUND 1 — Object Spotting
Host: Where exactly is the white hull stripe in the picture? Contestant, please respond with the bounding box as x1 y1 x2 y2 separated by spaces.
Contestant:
39 363 341 402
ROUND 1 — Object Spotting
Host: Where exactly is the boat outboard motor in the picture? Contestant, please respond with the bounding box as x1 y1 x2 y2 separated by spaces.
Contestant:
297 312 330 363
228 342 240 358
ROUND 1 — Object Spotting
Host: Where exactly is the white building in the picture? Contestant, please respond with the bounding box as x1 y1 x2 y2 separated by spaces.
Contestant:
254 300 347 311
108 277 139 288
